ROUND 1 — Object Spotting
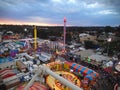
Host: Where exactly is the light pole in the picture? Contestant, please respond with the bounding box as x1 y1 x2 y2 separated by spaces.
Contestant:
107 38 111 56
24 28 28 38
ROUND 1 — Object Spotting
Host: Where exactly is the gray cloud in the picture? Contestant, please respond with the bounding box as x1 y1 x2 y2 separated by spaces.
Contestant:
0 0 120 26
97 0 120 14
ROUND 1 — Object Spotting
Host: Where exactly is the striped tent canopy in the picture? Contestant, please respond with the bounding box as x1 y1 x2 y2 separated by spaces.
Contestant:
0 68 16 79
67 62 99 81
70 63 93 75
85 72 99 81
85 75 94 80
16 82 48 90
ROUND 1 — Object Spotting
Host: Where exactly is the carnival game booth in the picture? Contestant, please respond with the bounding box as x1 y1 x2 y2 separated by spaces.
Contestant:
0 68 20 89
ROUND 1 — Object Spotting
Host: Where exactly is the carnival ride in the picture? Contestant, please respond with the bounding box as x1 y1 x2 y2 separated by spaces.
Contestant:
23 60 99 90
46 71 81 90
24 64 83 90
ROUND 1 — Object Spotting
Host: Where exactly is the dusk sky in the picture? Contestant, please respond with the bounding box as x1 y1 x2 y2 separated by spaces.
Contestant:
0 0 120 26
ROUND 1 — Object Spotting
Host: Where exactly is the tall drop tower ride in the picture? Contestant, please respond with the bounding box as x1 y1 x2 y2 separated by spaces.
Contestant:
63 17 66 50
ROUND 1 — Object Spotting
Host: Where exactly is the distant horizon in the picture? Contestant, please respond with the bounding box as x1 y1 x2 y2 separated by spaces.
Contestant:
0 23 119 27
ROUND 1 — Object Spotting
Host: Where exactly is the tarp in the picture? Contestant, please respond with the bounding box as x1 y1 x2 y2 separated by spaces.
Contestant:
10 50 19 57
8 57 13 61
15 41 25 47
0 57 13 63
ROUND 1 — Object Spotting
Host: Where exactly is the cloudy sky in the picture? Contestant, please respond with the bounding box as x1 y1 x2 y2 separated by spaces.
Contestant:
0 0 120 26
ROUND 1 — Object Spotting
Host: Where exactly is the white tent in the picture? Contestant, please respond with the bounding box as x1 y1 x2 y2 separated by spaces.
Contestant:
27 61 33 65
106 61 113 67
